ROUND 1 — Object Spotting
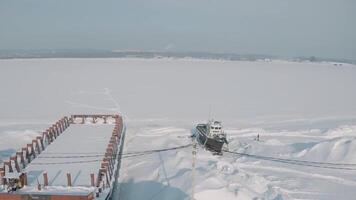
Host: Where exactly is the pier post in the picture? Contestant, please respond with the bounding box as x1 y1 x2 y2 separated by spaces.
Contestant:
90 173 95 187
106 149 114 167
4 161 13 173
44 130 50 144
102 168 110 187
64 117 69 127
23 147 30 164
67 173 72 187
17 151 26 169
33 139 41 154
50 127 55 139
43 131 49 146
52 125 58 138
43 172 48 186
60 120 64 131
48 129 54 142
102 160 112 179
37 136 45 151
57 122 62 133
23 173 28 186
63 118 67 129
56 122 61 134
10 156 20 173
54 125 58 137
107 153 114 171
108 144 116 160
0 168 4 187
28 143 36 160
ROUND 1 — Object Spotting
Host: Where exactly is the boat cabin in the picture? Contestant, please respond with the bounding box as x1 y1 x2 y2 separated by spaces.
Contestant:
208 121 223 137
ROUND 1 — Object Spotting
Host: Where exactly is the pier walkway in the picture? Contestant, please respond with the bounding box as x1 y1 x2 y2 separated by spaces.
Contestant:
0 114 124 200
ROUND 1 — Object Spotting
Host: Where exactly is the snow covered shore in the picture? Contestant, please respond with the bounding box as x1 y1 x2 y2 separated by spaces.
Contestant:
1 58 356 199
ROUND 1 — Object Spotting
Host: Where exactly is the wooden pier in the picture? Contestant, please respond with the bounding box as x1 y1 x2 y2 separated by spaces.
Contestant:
0 114 125 200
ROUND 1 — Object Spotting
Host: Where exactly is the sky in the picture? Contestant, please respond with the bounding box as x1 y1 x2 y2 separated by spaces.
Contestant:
0 0 355 59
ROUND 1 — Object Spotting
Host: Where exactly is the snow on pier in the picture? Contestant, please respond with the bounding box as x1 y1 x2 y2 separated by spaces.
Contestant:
0 114 124 200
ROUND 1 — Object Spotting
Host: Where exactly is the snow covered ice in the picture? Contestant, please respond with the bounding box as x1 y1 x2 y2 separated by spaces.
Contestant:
1 58 356 199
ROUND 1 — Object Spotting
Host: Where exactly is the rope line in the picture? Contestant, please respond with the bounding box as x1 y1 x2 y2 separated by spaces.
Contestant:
223 150 356 170
38 144 192 156
29 144 192 165
24 143 356 171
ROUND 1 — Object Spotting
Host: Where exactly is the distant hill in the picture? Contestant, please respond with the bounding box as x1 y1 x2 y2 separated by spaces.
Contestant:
0 49 354 65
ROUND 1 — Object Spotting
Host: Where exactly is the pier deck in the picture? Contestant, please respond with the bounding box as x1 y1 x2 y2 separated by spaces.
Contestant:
0 114 124 200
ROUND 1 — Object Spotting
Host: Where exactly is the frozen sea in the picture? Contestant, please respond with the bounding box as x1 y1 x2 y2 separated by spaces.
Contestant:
1 58 356 199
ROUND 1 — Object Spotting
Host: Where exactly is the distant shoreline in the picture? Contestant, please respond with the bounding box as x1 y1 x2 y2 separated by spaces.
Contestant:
0 50 354 65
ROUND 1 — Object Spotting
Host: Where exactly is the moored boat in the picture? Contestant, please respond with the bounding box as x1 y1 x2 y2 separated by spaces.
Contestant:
195 120 228 154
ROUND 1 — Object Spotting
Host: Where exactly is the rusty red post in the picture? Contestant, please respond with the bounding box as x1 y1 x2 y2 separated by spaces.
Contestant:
108 144 116 153
59 121 63 133
50 128 55 140
67 173 72 187
55 123 60 135
56 122 61 134
96 170 102 188
44 130 51 144
4 161 13 173
108 144 117 160
63 118 67 129
23 172 28 186
52 125 58 137
43 172 48 186
30 143 35 159
57 122 62 133
17 151 26 169
98 168 110 188
62 117 66 128
105 151 114 169
0 168 5 186
10 156 20 173
104 169 110 187
61 119 65 130
37 136 45 151
59 120 64 131
90 173 95 187
28 143 36 159
106 148 114 159
101 162 112 180
102 159 112 177
53 125 58 137
33 139 41 154
64 117 69 127
22 147 30 164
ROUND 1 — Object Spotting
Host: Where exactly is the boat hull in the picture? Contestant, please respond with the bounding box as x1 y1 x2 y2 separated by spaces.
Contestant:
196 124 225 154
